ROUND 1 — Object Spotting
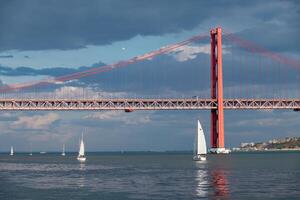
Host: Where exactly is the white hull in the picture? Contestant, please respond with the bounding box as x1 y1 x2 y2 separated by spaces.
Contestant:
77 156 86 162
61 153 66 156
193 155 206 161
210 148 231 154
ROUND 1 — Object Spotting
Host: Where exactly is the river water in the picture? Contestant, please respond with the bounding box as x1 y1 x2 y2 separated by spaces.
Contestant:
0 152 299 200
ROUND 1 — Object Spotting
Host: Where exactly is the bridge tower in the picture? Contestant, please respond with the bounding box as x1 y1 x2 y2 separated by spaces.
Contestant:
210 27 227 154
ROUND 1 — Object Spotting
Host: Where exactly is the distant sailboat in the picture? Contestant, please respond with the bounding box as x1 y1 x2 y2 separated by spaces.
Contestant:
77 133 86 162
193 120 207 161
29 143 33 156
10 146 14 156
62 144 66 156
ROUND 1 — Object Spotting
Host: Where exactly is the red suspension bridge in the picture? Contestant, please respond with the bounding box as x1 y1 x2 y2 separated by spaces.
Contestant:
0 27 299 152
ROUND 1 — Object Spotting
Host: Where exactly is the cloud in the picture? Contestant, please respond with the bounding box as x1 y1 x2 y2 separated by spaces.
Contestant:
232 111 300 127
12 113 60 129
84 111 152 125
0 0 299 52
0 0 206 51
36 86 127 99
171 45 210 62
171 44 232 62
0 55 13 58
237 23 300 53
0 64 96 77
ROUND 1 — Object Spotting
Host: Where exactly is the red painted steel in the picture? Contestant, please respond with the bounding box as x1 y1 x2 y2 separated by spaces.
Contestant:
210 27 225 149
210 29 217 148
1 98 299 110
216 27 225 148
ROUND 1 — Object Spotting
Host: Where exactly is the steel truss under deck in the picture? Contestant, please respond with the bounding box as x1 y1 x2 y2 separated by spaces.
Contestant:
0 98 299 111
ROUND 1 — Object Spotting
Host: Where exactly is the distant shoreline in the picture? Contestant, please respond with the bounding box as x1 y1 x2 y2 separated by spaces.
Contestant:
233 148 300 152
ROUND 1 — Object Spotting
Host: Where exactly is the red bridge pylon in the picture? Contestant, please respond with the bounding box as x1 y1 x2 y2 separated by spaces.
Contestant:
210 27 230 154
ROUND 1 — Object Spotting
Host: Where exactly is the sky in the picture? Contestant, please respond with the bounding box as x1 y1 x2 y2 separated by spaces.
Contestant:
0 0 299 152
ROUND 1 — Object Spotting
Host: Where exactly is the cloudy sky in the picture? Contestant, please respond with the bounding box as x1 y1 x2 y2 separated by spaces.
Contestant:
0 0 299 152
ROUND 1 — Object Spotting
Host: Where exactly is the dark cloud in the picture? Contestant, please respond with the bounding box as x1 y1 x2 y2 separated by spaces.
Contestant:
0 0 299 52
236 23 300 53
0 0 206 51
0 55 13 58
0 64 101 77
1 50 299 99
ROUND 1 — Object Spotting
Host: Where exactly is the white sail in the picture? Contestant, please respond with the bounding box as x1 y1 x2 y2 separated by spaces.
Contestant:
77 133 86 162
196 120 207 155
10 146 14 156
62 144 66 156
29 143 33 156
78 135 85 156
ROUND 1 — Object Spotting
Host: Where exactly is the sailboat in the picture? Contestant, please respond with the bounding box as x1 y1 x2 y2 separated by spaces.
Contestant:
10 146 14 156
61 144 66 156
29 143 33 156
77 133 86 162
193 120 207 161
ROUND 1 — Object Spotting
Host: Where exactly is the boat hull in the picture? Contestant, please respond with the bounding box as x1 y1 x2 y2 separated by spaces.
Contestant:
77 157 86 162
193 155 206 161
210 148 231 154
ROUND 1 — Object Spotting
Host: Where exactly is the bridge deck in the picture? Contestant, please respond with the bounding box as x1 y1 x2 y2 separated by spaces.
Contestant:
0 98 299 110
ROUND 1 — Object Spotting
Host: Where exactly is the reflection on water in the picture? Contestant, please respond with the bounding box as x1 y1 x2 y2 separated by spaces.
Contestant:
79 162 86 171
195 169 208 198
0 153 299 200
78 163 86 187
194 161 208 198
194 161 229 199
211 169 229 199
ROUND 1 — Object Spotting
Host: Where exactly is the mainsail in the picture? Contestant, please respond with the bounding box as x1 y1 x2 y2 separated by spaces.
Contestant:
62 144 66 156
78 134 85 156
10 146 14 155
196 120 207 155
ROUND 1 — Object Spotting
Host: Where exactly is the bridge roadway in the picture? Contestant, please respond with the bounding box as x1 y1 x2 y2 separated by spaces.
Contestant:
0 98 299 111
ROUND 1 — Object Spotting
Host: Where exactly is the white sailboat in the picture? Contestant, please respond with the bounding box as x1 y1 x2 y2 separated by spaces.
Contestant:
10 146 14 156
77 133 86 162
29 143 33 156
193 120 207 161
62 144 66 156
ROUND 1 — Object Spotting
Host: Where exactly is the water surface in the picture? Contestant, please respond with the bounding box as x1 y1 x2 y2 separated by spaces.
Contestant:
0 152 299 200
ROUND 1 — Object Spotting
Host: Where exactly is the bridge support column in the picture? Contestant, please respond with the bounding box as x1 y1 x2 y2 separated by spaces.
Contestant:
210 27 228 154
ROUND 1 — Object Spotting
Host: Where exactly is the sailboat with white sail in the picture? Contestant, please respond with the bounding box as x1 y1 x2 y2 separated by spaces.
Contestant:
29 143 33 156
61 144 66 156
10 146 14 156
77 133 86 162
193 120 207 161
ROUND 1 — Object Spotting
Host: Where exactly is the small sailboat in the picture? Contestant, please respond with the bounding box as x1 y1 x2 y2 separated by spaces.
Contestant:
10 146 14 156
62 144 66 156
193 120 207 161
77 133 86 162
29 143 33 156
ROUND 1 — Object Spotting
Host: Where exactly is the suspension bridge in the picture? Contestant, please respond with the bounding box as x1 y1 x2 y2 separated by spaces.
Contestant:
0 27 299 153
